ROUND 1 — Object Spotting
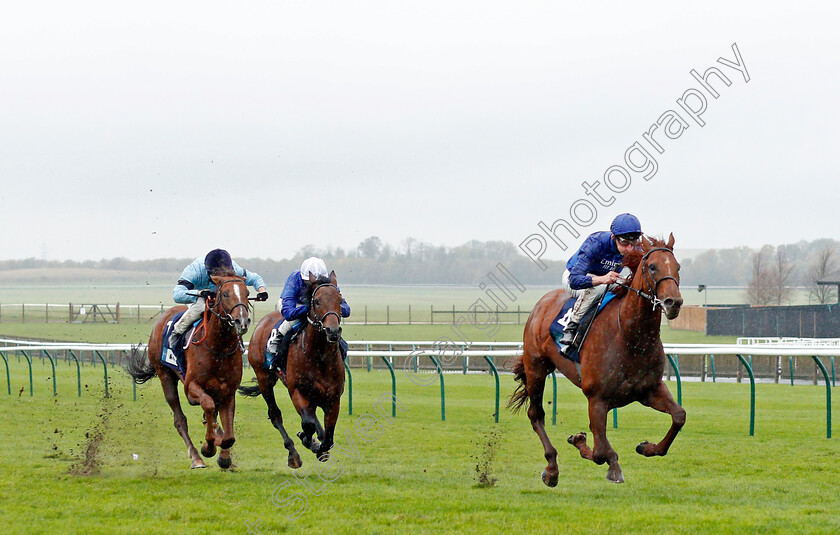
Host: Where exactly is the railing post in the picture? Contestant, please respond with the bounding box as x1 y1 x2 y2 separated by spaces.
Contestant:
736 354 756 436
812 356 831 439
0 351 9 395
43 350 57 396
68 350 82 397
345 363 352 416
21 351 33 396
483 356 500 423
551 371 557 426
667 354 682 406
380 356 396 418
94 351 109 398
710 354 716 383
429 355 445 421
789 356 795 386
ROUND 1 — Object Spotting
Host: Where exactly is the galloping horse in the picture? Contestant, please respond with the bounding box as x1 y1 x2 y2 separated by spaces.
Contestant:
126 273 251 469
239 271 345 468
509 234 684 484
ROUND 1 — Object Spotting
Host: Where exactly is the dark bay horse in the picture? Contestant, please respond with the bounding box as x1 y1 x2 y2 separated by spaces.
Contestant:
239 271 345 468
127 273 251 469
509 234 685 484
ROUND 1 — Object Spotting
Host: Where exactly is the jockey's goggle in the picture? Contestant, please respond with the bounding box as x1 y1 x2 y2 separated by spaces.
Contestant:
615 233 641 246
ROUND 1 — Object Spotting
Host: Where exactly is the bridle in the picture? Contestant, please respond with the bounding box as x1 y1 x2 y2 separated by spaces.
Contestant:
614 247 679 312
307 282 342 333
207 278 251 328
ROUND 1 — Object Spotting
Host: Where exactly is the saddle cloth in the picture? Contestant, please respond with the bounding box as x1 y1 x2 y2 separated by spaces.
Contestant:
549 292 617 363
161 311 202 378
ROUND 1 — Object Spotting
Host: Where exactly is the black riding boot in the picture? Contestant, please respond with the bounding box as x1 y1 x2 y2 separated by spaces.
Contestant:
558 321 579 356
274 331 294 374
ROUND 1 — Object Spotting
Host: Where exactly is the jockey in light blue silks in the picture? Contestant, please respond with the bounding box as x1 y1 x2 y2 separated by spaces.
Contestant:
168 249 268 350
266 257 351 371
558 213 642 356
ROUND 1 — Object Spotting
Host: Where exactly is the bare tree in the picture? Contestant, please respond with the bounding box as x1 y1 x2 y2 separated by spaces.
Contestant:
768 247 795 305
745 246 773 305
807 246 838 304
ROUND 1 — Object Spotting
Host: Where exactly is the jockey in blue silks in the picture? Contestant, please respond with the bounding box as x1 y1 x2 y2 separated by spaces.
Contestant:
558 213 642 356
168 249 268 350
266 257 351 371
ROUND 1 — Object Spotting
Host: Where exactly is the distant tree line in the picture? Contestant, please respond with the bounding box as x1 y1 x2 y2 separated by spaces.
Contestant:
3 237 838 304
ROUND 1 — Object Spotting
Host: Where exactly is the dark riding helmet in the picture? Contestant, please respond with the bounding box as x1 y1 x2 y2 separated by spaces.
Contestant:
610 213 642 241
204 249 234 275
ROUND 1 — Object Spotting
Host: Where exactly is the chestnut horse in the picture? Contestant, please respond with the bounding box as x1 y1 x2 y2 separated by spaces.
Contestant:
239 271 345 468
509 234 684 484
126 273 251 469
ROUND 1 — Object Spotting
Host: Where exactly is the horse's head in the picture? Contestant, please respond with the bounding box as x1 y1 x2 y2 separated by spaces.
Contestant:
307 270 343 343
626 233 683 320
209 273 251 336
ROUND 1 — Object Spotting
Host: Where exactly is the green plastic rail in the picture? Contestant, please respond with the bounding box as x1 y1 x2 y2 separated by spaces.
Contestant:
550 371 557 426
68 350 82 397
94 351 109 397
42 350 57 396
1 352 9 395
483 356 499 423
345 363 353 416
812 356 832 439
21 351 33 397
380 356 396 418
736 354 756 436
428 355 445 421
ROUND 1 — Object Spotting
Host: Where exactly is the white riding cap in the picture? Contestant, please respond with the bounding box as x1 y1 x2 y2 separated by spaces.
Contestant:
300 257 328 280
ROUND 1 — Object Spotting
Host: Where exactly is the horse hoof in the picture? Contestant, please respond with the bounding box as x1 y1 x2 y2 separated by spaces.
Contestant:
317 450 330 462
217 455 232 469
309 441 321 454
201 443 217 458
288 452 302 469
191 460 206 469
636 441 654 456
567 432 586 446
606 468 625 483
541 469 559 487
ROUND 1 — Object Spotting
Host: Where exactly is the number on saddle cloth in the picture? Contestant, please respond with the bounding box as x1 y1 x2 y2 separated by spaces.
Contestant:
549 292 617 363
161 311 203 378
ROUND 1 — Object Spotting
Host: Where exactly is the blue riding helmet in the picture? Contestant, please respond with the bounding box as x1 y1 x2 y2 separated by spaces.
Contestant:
204 249 234 275
610 213 642 237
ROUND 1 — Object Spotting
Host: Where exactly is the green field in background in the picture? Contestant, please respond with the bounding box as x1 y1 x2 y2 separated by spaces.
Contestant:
1 364 837 534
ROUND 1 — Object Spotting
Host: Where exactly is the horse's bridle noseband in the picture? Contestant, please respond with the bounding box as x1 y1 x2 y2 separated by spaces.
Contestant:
307 283 342 333
615 247 679 311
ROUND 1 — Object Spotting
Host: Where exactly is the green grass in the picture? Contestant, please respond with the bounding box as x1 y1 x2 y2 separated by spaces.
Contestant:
1 360 838 534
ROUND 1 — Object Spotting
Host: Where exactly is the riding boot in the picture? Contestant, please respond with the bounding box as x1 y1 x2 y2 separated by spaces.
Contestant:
339 338 348 361
558 321 579 356
274 331 294 373
168 298 205 350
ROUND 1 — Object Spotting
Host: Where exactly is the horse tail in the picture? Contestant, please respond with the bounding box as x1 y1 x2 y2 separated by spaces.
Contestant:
124 344 156 385
507 355 530 414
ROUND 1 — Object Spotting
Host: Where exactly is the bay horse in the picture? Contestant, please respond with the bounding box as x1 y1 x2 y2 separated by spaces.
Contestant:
239 271 345 468
126 273 251 469
509 234 684 484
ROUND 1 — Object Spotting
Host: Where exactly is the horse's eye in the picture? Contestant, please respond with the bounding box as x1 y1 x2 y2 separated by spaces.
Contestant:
314 299 320 307
649 264 657 272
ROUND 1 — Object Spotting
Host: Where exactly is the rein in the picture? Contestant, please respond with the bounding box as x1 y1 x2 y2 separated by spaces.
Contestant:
614 247 678 312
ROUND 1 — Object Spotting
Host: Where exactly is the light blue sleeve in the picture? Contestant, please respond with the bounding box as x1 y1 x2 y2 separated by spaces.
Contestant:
233 260 266 291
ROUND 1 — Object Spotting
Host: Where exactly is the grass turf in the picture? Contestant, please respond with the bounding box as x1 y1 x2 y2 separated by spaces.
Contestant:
1 362 838 534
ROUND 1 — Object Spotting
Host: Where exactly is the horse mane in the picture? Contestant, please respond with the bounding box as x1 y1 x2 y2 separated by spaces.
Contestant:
612 235 672 299
302 275 332 303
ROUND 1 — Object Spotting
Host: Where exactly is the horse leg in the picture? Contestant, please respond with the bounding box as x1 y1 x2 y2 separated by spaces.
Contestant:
161 371 205 469
316 400 340 461
570 397 623 483
522 361 560 488
636 381 686 457
290 390 321 454
186 381 218 458
215 398 236 469
258 372 302 469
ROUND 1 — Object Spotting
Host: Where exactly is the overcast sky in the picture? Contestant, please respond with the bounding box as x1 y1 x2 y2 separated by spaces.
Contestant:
1 1 837 263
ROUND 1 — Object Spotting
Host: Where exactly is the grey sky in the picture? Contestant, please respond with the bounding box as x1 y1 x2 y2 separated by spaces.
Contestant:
1 2 837 262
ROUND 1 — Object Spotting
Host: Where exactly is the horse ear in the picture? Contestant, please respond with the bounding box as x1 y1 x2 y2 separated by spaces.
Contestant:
641 235 652 250
308 272 316 284
329 270 337 285
667 232 675 249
